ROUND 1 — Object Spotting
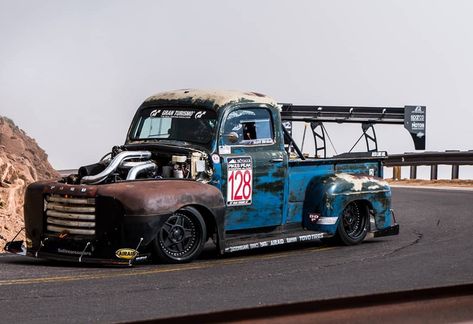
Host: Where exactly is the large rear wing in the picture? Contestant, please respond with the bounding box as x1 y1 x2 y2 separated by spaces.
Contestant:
280 104 426 158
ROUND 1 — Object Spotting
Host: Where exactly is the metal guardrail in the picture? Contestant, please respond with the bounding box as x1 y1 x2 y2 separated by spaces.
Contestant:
385 150 473 180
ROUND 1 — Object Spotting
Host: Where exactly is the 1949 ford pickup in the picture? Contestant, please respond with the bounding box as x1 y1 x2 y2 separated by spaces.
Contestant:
5 89 426 265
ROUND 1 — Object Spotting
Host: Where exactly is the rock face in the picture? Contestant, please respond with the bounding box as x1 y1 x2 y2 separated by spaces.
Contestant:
0 116 60 247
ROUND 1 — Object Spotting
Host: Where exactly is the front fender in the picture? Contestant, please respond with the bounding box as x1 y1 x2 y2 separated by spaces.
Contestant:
97 179 224 216
303 173 392 233
96 179 226 247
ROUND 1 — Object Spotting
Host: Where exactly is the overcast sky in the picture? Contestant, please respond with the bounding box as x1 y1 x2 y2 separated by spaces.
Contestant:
1 1 472 178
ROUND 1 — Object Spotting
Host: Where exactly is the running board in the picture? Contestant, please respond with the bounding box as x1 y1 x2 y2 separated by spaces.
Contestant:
224 230 332 253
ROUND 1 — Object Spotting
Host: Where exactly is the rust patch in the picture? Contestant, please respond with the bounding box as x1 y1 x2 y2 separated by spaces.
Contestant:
144 89 278 110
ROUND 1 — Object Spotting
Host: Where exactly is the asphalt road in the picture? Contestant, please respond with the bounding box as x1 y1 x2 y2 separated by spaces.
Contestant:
0 187 472 323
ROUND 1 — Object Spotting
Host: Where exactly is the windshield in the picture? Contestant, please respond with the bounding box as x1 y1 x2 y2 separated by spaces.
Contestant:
130 107 217 146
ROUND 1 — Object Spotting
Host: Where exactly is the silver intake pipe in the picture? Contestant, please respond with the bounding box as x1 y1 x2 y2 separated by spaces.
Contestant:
81 151 152 184
126 161 157 180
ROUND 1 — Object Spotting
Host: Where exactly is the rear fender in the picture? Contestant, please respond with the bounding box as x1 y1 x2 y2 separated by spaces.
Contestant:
303 173 392 234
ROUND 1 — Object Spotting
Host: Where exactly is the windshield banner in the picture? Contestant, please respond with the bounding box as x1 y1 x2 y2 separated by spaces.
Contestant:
149 109 214 119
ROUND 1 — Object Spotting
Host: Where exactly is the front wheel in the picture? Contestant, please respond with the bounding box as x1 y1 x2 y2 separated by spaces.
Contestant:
153 207 207 263
336 201 369 245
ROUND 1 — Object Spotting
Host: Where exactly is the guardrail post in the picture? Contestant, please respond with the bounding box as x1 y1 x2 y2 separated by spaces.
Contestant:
452 165 459 179
409 166 417 179
430 165 438 180
393 166 401 180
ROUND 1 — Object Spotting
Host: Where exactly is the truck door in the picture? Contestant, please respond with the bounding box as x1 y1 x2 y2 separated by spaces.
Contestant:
219 106 287 231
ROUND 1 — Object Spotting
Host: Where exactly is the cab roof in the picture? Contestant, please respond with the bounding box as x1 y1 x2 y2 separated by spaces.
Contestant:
143 89 278 110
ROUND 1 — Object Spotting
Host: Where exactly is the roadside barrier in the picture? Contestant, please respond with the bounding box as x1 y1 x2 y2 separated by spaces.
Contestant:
384 150 473 180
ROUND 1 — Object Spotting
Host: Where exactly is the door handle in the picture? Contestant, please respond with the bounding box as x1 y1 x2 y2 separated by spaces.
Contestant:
271 158 284 163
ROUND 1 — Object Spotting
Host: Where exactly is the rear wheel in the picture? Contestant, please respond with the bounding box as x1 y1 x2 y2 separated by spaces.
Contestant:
153 207 206 263
336 201 369 245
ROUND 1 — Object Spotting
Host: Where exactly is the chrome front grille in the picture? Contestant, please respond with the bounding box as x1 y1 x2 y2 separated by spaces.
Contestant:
45 194 96 236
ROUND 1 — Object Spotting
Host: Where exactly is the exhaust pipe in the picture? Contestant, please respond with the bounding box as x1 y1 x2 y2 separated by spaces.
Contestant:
81 151 152 184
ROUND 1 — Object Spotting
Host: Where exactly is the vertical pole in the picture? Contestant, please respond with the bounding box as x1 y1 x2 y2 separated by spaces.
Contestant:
409 166 417 180
452 165 459 180
393 166 401 180
430 165 438 180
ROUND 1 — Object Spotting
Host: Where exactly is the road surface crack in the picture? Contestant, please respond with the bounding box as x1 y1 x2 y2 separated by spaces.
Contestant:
384 229 423 257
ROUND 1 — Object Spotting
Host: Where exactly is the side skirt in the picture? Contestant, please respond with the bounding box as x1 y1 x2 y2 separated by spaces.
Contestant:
223 229 333 253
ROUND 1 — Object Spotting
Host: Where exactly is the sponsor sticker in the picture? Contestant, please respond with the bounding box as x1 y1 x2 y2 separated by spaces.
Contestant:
316 217 338 225
58 230 69 239
371 151 386 157
212 154 220 164
224 233 326 253
219 145 231 155
149 109 209 119
58 248 92 256
115 248 138 260
309 213 320 223
226 156 253 206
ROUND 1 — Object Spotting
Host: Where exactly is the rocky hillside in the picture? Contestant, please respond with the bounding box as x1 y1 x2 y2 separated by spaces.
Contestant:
0 116 60 248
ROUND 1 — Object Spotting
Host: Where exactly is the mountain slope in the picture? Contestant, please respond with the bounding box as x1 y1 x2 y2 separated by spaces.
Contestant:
0 116 59 247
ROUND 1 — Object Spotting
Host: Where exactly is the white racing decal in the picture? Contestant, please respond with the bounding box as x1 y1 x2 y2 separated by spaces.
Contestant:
316 217 338 225
150 109 208 119
414 106 424 113
212 154 220 164
134 255 148 262
227 244 250 252
219 145 231 155
371 151 387 157
195 111 206 119
298 233 324 241
57 248 92 256
224 233 326 253
309 213 320 223
226 156 253 206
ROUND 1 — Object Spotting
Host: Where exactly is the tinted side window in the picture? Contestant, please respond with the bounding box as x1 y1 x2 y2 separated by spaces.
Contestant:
222 108 274 145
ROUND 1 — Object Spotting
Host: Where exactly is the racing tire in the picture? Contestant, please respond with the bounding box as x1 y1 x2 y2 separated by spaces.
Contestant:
153 206 207 263
336 201 369 245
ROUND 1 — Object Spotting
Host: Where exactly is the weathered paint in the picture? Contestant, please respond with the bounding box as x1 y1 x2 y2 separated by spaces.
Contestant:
285 163 333 224
15 90 399 265
334 162 382 177
144 89 278 110
24 179 226 258
301 172 392 234
217 103 287 231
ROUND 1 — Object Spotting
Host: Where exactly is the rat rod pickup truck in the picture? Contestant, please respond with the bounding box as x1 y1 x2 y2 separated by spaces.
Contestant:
5 89 426 265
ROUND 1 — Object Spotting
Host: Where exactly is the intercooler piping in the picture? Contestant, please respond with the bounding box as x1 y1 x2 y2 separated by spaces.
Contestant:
81 151 152 184
126 161 157 180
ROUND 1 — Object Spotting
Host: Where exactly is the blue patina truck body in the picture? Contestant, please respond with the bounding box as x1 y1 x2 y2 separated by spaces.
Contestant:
6 89 425 265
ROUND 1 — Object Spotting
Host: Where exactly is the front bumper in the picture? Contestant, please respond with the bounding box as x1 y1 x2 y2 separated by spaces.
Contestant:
4 238 150 266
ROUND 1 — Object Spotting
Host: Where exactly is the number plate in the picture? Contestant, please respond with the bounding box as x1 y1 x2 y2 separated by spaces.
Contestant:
226 156 253 206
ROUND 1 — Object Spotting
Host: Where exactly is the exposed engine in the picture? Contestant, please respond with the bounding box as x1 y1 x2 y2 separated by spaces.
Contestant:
64 145 212 185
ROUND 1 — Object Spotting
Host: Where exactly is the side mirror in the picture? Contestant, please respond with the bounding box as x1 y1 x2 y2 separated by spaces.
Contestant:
224 132 239 144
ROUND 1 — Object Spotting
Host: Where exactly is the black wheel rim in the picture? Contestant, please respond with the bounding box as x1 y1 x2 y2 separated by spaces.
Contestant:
342 203 366 239
158 212 200 258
